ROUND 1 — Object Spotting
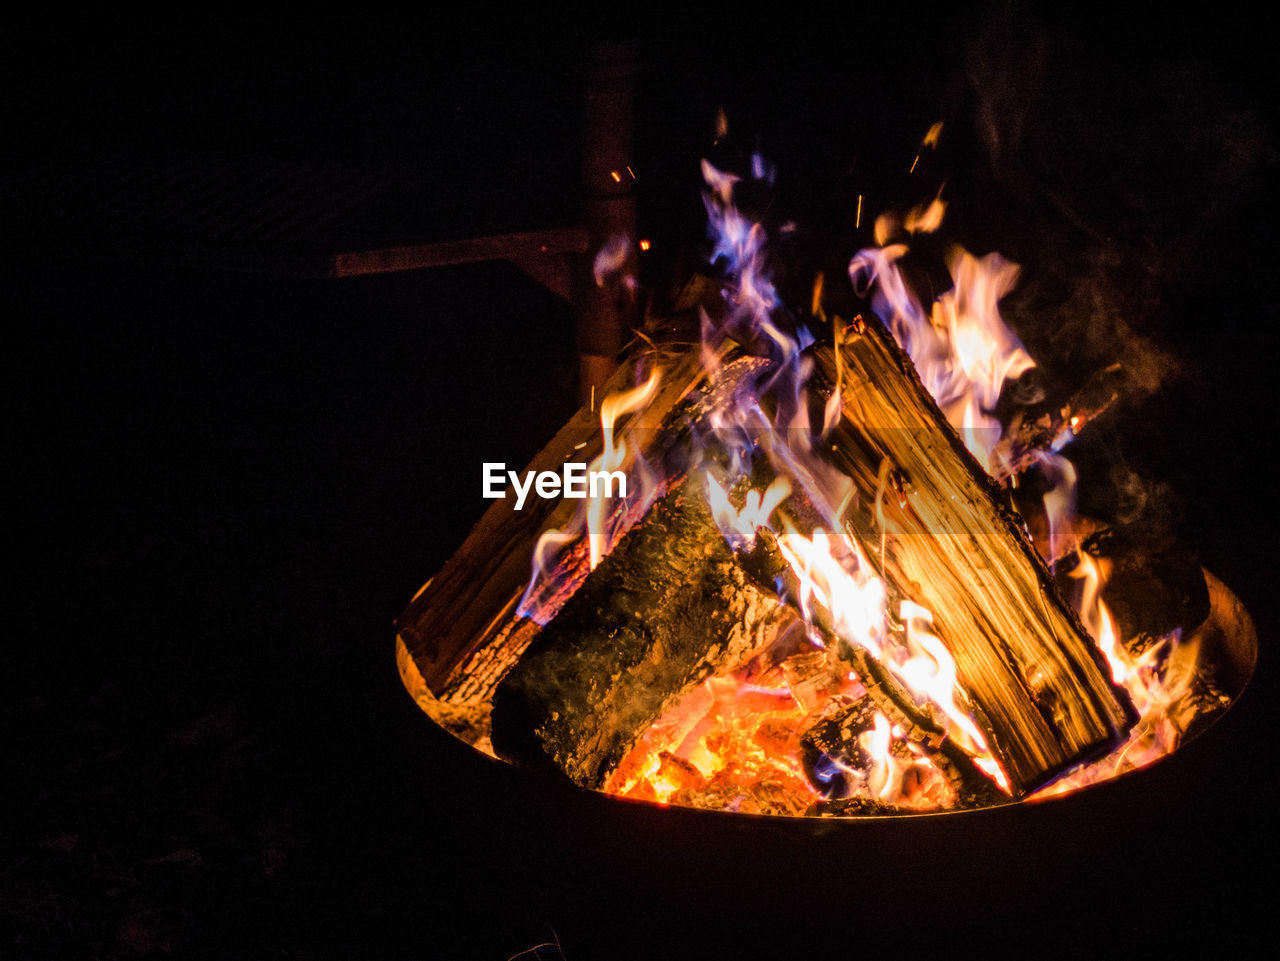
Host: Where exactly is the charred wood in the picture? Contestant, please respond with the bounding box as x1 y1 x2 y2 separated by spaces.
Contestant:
1080 529 1210 653
992 363 1126 481
490 475 797 789
798 695 879 796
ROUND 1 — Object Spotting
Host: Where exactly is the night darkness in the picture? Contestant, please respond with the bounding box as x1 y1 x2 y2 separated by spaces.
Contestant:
5 7 1278 959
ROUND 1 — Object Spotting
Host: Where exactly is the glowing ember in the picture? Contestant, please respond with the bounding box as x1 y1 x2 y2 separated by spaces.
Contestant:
605 674 819 815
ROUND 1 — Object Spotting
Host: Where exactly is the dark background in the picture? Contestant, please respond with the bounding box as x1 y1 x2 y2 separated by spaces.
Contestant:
4 6 1277 958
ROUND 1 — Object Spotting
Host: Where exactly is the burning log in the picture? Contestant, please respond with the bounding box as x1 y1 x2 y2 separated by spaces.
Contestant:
805 318 1137 796
393 123 1260 817
395 345 715 696
490 475 797 789
991 362 1126 481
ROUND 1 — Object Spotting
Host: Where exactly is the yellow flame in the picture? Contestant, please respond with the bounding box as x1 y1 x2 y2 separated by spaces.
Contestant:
904 197 947 234
1070 552 1128 684
932 250 1034 468
860 712 900 799
775 527 887 660
587 368 662 569
706 476 791 548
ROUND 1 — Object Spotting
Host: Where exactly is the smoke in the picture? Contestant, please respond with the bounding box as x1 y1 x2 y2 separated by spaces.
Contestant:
941 4 1274 550
952 4 1274 409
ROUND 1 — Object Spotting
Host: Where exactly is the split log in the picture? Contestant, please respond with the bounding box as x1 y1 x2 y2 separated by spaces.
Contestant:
490 474 797 789
395 344 716 695
803 317 1136 796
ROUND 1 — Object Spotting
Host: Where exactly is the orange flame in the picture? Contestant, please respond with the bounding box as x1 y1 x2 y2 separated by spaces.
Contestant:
850 238 1034 472
1071 552 1128 685
588 369 662 569
517 362 664 622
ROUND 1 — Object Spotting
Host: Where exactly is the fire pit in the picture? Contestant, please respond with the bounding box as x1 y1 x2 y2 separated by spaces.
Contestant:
396 153 1257 820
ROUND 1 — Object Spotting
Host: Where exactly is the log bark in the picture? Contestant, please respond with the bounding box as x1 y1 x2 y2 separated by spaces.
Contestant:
803 318 1136 796
490 474 796 788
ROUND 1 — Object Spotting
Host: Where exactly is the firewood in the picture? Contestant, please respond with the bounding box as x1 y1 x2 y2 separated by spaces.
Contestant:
490 474 797 789
402 310 1137 801
1078 529 1210 654
395 344 716 695
991 362 1125 481
802 317 1136 796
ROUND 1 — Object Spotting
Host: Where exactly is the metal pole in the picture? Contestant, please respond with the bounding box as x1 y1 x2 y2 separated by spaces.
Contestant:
578 39 638 406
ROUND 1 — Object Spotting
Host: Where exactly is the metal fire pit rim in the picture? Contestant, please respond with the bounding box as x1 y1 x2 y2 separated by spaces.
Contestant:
396 565 1257 822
